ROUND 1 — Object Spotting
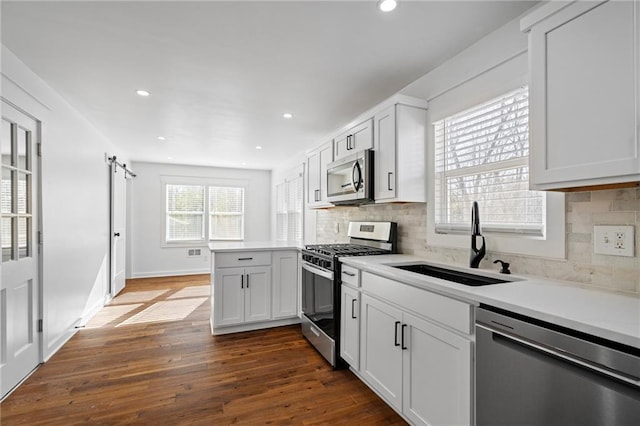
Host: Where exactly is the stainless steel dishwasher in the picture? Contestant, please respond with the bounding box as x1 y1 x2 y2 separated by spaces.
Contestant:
476 305 640 425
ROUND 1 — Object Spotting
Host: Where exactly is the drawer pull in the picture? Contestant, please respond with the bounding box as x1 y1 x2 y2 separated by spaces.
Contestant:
237 257 253 261
310 326 320 337
343 271 356 277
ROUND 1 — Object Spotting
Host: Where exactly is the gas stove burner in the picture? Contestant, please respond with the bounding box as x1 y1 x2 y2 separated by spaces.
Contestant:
304 243 390 257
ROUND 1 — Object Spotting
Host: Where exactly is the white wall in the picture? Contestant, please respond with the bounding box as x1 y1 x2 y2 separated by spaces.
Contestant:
1 46 126 360
129 161 271 278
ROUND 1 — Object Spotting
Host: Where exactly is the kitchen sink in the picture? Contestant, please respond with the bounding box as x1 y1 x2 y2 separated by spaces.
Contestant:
392 263 509 286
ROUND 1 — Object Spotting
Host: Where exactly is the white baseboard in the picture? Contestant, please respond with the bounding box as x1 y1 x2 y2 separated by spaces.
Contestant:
130 268 210 279
79 295 108 326
44 319 81 362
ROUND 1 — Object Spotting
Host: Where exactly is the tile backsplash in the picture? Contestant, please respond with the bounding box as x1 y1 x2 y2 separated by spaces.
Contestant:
315 188 640 294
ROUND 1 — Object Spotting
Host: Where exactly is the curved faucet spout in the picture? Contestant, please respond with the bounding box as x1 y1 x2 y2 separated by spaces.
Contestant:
470 201 486 268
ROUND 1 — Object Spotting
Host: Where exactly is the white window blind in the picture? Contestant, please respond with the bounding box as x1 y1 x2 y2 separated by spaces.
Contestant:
434 87 544 236
209 186 244 240
275 174 303 243
166 184 205 241
276 182 287 241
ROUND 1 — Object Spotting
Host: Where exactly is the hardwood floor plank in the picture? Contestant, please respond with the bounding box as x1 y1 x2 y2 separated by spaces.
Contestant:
1 274 405 425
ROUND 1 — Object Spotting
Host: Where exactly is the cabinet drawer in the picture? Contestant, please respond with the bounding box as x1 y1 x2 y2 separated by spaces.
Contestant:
215 251 271 268
341 265 360 287
362 272 472 335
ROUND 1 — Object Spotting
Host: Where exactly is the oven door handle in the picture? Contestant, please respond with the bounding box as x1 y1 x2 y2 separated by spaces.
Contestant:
302 262 334 281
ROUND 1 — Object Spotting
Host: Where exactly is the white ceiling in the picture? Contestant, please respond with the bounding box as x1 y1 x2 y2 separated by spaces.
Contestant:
1 1 537 170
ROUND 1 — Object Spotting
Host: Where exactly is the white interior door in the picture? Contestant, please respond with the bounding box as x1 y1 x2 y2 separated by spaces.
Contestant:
110 162 127 298
1 101 41 399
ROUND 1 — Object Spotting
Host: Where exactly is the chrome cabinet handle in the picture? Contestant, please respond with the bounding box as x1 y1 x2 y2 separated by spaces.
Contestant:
387 172 393 191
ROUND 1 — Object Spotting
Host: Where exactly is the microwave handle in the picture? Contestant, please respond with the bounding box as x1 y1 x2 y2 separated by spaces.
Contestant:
351 161 362 192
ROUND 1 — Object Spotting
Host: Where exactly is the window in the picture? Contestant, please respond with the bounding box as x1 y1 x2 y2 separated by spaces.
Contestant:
164 181 245 243
275 174 303 243
209 186 244 240
434 87 545 236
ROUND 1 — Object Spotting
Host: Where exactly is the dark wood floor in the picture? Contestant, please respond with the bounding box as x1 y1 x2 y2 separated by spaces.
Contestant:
1 275 405 425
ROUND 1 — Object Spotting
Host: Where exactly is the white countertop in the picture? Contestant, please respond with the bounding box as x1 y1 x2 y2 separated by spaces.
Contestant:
341 254 640 349
208 241 302 252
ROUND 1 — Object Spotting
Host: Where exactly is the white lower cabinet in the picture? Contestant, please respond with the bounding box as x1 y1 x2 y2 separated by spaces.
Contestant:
214 266 272 326
360 294 403 410
340 285 361 371
272 251 298 319
349 273 472 426
402 312 471 426
211 249 300 334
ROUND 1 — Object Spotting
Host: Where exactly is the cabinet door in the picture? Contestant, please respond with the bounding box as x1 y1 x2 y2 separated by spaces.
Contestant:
360 294 403 410
374 105 396 200
318 143 333 202
334 132 350 161
402 312 471 426
272 251 298 319
351 118 373 154
307 151 320 204
340 285 360 370
334 119 373 160
529 0 640 189
307 142 333 207
244 266 272 323
213 267 245 326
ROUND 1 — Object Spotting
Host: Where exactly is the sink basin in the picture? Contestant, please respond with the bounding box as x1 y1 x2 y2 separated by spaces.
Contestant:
392 263 509 286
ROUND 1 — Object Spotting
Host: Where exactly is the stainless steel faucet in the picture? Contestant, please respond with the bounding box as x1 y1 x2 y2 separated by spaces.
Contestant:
470 201 486 268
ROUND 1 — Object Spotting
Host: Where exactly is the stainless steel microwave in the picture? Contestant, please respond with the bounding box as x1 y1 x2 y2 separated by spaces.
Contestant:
326 149 374 205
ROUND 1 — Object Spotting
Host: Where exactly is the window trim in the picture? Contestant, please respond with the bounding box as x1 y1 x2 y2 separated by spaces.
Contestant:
161 176 248 247
426 70 565 260
433 86 544 237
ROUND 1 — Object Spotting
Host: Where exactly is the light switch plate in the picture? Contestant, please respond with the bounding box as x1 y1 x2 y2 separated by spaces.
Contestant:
593 225 634 257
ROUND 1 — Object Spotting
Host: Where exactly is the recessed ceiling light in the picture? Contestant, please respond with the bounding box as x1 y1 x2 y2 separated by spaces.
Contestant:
282 113 293 119
136 89 150 97
157 136 166 141
167 156 173 160
377 0 397 12
255 146 262 150
242 162 247 166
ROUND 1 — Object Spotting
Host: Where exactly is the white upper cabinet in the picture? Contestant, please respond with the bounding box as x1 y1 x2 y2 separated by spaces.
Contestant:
522 0 640 190
374 103 427 202
334 119 373 161
306 141 333 208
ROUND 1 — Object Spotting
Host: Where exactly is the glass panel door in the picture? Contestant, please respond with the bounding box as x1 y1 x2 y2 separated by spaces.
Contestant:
1 118 32 262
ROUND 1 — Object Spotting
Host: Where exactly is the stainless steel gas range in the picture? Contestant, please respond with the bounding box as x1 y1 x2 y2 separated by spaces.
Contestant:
300 221 397 367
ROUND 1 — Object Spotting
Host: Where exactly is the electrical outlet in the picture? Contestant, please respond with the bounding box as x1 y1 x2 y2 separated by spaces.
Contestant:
593 225 634 257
